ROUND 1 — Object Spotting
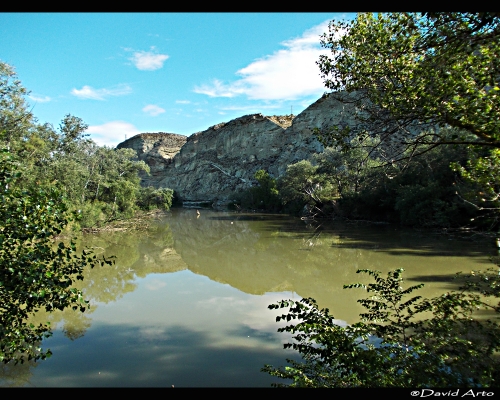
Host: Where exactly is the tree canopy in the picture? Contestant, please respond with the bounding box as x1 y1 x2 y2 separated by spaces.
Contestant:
0 60 174 364
317 12 500 161
0 148 113 363
0 60 172 229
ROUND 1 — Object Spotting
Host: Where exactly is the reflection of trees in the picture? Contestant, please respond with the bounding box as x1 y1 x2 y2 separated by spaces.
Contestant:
2 208 494 389
27 305 94 344
0 221 183 384
0 354 38 387
167 210 373 318
19 210 495 363
21 222 186 351
74 224 181 305
166 209 495 322
76 231 141 303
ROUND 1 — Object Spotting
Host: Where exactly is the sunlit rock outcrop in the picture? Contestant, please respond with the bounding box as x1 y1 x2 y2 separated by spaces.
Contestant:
116 132 187 187
117 93 362 202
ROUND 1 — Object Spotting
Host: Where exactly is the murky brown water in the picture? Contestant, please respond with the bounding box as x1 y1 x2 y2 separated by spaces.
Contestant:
1 208 497 387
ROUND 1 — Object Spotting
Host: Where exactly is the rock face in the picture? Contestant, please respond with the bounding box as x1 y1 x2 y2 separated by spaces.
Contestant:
116 93 365 203
116 133 187 187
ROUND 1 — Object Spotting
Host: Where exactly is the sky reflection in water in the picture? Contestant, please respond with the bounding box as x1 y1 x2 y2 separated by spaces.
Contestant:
1 209 496 387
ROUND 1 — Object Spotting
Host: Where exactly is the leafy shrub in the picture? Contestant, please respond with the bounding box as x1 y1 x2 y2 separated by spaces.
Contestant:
235 170 281 211
136 186 174 211
73 200 109 229
0 148 113 363
452 147 500 231
263 268 500 387
278 160 338 217
337 143 478 226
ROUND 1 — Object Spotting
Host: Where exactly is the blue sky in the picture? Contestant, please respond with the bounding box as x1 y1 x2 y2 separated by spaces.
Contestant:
0 13 356 147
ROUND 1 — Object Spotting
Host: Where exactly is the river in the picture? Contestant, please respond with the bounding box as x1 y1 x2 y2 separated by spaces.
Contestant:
1 208 497 387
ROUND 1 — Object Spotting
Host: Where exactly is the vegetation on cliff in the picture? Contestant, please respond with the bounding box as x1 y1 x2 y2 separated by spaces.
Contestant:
315 12 500 229
236 140 481 229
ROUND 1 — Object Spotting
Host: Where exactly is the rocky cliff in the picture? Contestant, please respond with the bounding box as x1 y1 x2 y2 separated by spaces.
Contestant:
116 132 187 187
116 93 365 203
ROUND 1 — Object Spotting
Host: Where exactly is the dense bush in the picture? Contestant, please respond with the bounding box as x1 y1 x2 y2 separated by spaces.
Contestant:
235 170 281 212
263 268 500 387
338 144 478 227
136 187 174 211
0 148 113 363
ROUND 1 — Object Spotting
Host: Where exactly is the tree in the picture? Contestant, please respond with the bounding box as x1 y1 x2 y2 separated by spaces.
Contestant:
136 186 174 211
235 170 281 211
277 139 382 218
27 115 152 227
0 148 113 364
316 13 500 161
451 148 500 229
278 160 333 217
263 268 500 387
314 136 382 196
0 62 35 147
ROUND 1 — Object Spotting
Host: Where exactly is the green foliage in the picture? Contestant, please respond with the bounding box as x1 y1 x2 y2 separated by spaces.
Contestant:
0 60 174 230
279 161 319 204
136 186 174 211
337 142 478 226
236 170 281 211
74 201 110 230
452 147 500 230
0 62 35 145
313 13 500 227
263 268 500 387
278 160 336 217
0 148 113 364
0 60 170 364
36 130 153 228
317 13 500 158
316 136 382 195
253 170 280 211
276 136 388 218
276 136 478 226
43 126 151 226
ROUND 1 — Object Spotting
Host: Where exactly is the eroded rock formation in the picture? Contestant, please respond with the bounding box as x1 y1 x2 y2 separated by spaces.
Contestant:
116 132 187 187
116 93 364 203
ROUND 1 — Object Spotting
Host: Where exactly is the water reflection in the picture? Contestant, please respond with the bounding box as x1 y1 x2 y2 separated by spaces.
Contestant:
1 209 496 387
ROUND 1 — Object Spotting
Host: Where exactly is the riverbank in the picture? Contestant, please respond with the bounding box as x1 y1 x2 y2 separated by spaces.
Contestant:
81 209 170 234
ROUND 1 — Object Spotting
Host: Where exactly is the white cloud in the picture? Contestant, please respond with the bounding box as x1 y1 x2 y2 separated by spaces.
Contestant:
142 104 166 116
28 94 51 103
193 20 333 101
130 48 169 71
281 22 331 49
71 84 132 100
145 279 167 291
175 100 191 104
87 121 140 147
194 79 245 98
